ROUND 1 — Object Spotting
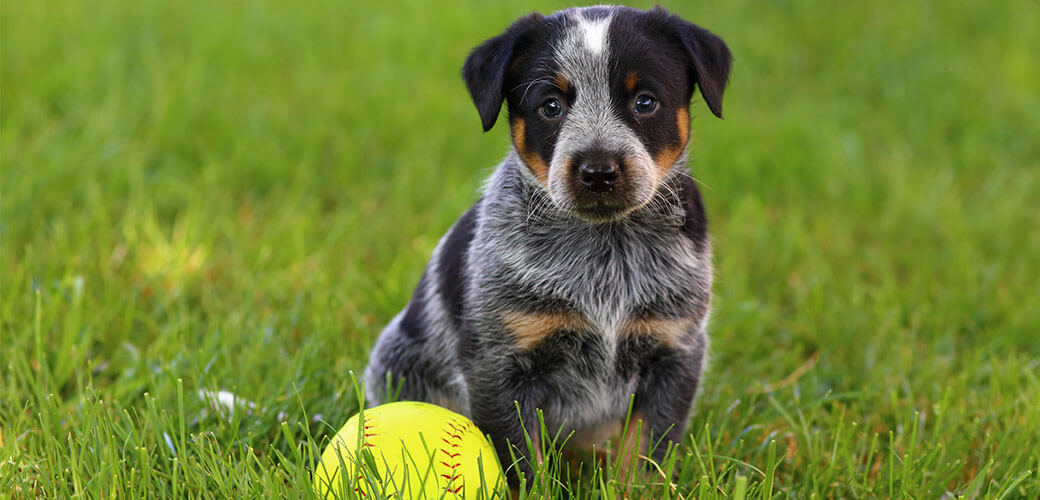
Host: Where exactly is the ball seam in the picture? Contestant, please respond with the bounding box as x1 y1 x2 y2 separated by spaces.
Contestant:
438 417 472 495
356 413 379 496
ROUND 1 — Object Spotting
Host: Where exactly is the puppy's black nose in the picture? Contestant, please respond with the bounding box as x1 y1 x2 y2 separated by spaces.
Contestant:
578 162 620 193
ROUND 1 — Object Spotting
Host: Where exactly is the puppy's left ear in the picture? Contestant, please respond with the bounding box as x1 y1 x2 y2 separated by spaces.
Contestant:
661 10 732 118
462 13 544 132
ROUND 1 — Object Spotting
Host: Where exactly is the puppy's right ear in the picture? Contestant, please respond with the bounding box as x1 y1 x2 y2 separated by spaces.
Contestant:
462 13 544 132
651 6 731 119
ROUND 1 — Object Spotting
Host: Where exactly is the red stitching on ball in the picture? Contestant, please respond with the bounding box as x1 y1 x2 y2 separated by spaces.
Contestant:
437 417 474 496
362 414 379 447
356 413 378 493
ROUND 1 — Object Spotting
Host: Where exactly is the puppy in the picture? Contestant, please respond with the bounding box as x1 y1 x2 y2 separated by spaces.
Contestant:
364 5 731 488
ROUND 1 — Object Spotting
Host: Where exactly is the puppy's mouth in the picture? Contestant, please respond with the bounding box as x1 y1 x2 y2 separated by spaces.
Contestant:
566 157 651 222
570 200 632 222
565 184 659 222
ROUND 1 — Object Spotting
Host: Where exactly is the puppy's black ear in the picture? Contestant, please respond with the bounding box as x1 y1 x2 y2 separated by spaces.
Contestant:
462 13 544 132
659 8 732 118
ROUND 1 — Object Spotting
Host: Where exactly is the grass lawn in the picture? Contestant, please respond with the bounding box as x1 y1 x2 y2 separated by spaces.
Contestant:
2 0 1039 497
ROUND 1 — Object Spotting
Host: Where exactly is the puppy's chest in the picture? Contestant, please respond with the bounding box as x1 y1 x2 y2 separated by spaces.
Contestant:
493 222 706 350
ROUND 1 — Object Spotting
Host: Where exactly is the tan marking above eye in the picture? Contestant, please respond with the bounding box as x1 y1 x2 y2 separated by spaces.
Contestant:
651 107 691 176
625 71 639 93
554 73 571 93
622 316 694 346
501 310 588 350
510 117 550 185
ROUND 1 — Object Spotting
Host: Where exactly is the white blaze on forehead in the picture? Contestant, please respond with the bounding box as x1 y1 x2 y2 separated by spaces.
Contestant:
578 14 611 55
546 8 659 214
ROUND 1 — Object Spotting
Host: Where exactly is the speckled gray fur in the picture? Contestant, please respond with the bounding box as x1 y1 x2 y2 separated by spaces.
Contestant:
363 5 730 486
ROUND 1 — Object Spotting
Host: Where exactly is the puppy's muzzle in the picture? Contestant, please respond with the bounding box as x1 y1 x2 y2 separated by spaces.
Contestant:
564 149 645 221
574 151 624 195
578 160 620 194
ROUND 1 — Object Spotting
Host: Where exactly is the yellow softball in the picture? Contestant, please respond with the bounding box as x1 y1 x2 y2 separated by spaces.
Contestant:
313 401 506 499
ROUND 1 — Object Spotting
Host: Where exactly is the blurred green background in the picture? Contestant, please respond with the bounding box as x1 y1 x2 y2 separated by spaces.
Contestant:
2 0 1038 497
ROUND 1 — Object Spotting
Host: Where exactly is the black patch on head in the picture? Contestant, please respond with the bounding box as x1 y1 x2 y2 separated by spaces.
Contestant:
606 9 692 164
605 8 732 160
463 12 577 172
501 15 572 174
462 13 550 132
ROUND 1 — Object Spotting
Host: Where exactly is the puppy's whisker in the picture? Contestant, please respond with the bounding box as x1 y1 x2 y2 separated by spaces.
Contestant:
512 77 554 105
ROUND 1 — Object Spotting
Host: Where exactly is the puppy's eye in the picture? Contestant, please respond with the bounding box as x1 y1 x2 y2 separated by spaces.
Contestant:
539 98 563 119
633 94 657 114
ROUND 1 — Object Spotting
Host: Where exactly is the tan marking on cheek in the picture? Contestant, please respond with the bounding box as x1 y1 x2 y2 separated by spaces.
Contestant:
652 107 691 176
677 107 690 144
554 73 570 93
511 117 549 185
501 310 587 350
622 316 694 347
625 71 639 93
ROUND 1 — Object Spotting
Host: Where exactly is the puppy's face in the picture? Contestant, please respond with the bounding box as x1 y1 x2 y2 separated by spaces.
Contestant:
464 6 731 222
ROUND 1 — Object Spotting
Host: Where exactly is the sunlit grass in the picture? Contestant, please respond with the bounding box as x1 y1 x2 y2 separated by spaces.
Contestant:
2 0 1038 497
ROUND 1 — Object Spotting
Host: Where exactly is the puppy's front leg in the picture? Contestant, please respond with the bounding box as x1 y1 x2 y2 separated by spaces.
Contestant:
465 351 547 490
634 336 707 466
464 309 589 489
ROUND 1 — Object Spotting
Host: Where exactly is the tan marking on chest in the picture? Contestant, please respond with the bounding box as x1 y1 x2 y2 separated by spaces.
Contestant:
510 118 549 185
622 316 694 347
652 107 691 178
502 310 588 350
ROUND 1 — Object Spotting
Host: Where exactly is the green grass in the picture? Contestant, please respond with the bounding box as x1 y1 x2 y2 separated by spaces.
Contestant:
2 0 1039 497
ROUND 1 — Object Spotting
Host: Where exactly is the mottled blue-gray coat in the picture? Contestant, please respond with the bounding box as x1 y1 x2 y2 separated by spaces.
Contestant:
364 5 731 487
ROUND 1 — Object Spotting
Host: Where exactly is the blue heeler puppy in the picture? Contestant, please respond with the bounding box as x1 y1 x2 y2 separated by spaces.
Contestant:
364 5 731 487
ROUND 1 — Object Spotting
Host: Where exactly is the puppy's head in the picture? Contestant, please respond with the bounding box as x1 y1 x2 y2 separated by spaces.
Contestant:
463 6 731 222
